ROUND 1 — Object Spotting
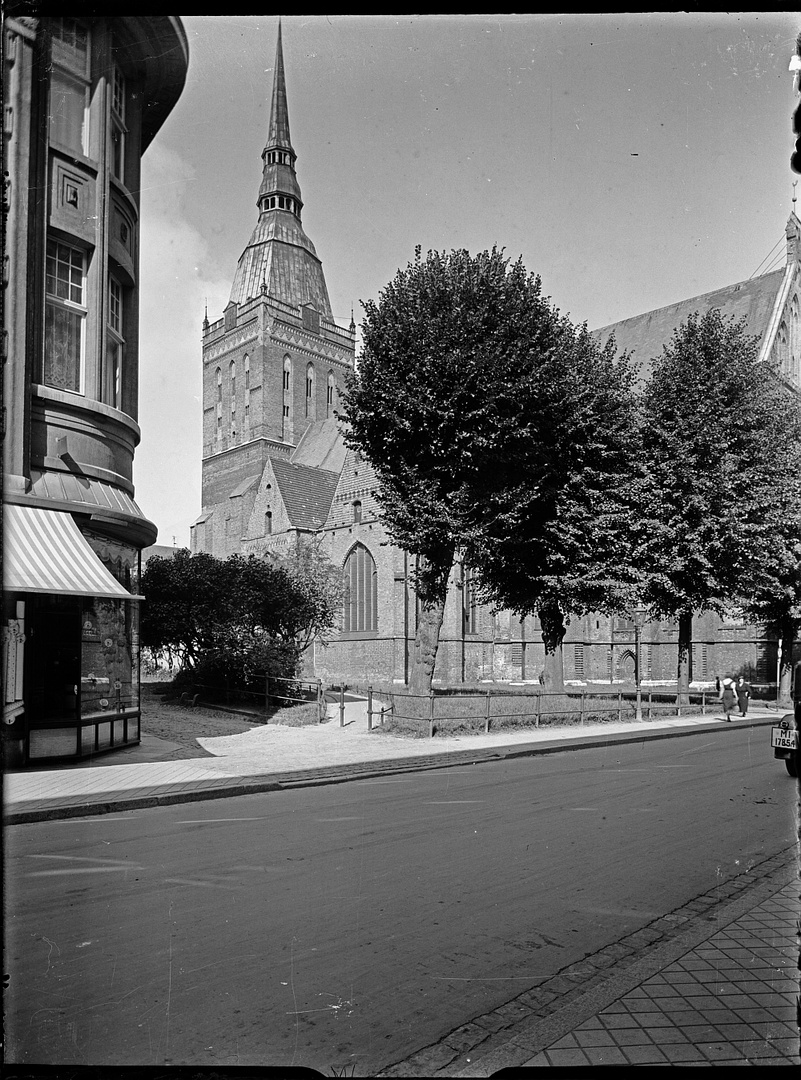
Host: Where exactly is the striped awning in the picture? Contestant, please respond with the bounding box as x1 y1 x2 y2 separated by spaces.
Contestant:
3 504 140 600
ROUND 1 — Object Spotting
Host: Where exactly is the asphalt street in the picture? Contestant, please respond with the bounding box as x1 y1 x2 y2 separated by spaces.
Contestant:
4 724 796 1074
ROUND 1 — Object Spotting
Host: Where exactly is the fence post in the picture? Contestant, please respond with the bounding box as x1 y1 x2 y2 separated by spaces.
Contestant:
429 691 435 738
317 680 323 722
367 685 373 731
484 689 490 734
580 690 585 726
536 692 541 728
339 685 345 727
617 690 622 723
701 690 706 716
647 691 652 720
265 675 270 713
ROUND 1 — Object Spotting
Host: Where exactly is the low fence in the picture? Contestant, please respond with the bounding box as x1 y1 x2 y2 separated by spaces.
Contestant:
187 674 326 720
366 687 740 738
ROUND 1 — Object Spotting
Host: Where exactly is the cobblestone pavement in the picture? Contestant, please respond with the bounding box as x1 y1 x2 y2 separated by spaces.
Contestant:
376 850 800 1074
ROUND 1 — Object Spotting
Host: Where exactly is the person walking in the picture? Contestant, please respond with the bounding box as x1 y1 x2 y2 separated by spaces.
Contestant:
736 675 751 717
721 677 737 721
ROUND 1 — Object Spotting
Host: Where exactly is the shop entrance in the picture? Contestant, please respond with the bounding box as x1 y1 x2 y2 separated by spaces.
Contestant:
27 596 81 721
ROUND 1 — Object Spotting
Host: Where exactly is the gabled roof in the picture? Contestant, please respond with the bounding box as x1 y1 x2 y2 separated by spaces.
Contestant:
291 417 347 472
271 458 339 530
592 268 786 380
229 474 261 499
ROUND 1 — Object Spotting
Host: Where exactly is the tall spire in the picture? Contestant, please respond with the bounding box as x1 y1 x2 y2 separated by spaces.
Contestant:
227 22 333 318
266 21 293 155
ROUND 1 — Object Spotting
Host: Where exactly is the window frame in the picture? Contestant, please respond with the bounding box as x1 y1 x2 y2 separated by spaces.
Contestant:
44 237 88 395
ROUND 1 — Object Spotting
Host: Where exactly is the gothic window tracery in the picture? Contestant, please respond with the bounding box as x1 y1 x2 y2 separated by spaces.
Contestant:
343 544 378 633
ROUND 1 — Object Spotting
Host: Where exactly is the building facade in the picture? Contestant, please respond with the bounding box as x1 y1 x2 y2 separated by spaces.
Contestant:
2 15 188 764
192 25 801 693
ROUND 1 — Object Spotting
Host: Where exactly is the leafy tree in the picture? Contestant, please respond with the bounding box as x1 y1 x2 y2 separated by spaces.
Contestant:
638 309 801 701
738 397 801 703
259 534 344 653
140 549 338 690
340 246 639 691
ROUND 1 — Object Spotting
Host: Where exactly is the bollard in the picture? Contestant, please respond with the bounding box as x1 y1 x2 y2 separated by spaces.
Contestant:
647 691 652 720
428 691 435 738
617 691 622 722
339 685 345 727
368 685 373 731
484 689 490 734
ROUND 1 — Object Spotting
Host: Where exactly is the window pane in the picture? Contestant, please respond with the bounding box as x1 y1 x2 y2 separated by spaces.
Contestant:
104 337 121 408
44 302 82 392
49 68 87 155
51 18 89 75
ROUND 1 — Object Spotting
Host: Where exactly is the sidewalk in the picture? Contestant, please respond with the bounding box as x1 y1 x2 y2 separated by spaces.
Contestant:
1 699 783 825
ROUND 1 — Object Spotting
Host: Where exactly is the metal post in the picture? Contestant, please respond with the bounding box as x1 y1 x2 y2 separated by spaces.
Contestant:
484 689 490 734
536 692 541 728
617 690 622 722
429 691 434 738
367 685 373 731
317 680 323 722
339 685 345 727
580 690 585 726
647 691 652 720
266 675 270 713
634 622 642 722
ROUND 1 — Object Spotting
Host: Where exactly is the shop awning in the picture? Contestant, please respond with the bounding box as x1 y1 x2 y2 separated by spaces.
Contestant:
3 504 141 600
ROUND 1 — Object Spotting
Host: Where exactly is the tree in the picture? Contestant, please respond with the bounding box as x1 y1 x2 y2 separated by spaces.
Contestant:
260 534 344 653
637 309 801 701
468 323 642 688
340 246 640 691
739 396 801 703
140 549 338 689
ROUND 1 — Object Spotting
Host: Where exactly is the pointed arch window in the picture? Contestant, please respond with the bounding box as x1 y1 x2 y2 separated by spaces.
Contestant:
230 359 237 438
216 368 222 440
265 510 272 535
305 363 315 418
343 544 378 633
327 372 335 417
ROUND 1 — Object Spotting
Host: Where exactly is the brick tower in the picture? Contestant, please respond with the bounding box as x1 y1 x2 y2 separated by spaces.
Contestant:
192 23 355 557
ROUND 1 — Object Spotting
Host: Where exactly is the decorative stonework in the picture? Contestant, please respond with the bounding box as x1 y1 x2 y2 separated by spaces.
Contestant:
204 324 259 362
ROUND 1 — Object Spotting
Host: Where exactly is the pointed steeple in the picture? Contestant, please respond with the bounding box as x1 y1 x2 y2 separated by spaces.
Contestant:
228 22 333 319
266 21 293 156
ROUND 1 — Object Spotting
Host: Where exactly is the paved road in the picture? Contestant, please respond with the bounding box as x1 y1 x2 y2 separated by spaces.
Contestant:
5 725 795 1074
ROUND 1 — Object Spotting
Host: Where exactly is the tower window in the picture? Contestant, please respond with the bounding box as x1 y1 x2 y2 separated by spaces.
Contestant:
352 500 362 523
327 373 335 416
44 238 86 393
305 363 315 418
283 356 291 391
217 367 222 402
244 354 250 389
343 543 378 633
265 510 272 535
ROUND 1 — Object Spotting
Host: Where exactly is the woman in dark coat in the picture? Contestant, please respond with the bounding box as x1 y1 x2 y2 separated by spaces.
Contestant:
736 676 751 717
721 678 737 721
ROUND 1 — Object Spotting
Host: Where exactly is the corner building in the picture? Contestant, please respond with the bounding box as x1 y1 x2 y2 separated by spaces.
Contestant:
193 25 801 693
2 15 188 764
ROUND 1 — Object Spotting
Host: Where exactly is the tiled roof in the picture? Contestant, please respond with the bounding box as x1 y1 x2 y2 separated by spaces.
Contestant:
271 458 339 530
291 418 347 472
228 215 333 316
592 268 785 381
229 474 261 498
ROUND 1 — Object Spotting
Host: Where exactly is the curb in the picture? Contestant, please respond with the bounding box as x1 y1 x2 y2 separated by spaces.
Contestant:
3 714 781 826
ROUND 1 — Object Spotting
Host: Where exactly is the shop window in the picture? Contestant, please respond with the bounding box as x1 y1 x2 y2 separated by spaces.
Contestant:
44 238 86 393
343 544 378 633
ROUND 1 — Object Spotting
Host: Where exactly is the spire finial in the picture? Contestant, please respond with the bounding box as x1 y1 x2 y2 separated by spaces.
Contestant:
202 299 209 332
349 304 356 336
266 17 293 154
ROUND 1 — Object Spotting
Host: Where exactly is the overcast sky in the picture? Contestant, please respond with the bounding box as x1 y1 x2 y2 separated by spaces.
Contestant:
135 12 799 547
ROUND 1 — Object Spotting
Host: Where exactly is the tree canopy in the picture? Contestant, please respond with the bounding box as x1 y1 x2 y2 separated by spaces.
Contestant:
140 548 340 689
637 308 801 697
340 246 639 690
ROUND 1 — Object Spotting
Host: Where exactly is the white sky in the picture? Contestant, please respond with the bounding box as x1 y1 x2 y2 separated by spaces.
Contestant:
135 13 799 546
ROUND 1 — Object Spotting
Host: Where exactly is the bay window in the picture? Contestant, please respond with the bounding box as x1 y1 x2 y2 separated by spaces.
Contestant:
104 276 124 407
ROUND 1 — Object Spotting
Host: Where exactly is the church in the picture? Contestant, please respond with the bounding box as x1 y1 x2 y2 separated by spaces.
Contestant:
190 26 801 692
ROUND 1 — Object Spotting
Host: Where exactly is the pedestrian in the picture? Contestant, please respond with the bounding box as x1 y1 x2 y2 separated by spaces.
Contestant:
715 675 721 696
736 675 751 717
721 677 737 721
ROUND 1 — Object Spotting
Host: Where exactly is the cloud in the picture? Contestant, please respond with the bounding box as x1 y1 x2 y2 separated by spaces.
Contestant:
135 143 231 546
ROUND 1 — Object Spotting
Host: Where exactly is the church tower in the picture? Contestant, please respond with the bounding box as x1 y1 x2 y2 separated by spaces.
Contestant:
192 24 355 557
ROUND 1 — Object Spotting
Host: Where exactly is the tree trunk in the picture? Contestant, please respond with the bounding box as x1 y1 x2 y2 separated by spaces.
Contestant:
676 611 692 705
539 599 566 693
777 619 796 706
408 557 453 694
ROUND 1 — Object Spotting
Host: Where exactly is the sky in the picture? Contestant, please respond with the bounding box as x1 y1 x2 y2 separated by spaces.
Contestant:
135 12 800 547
